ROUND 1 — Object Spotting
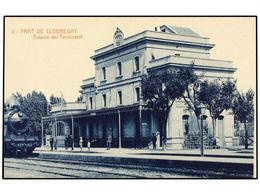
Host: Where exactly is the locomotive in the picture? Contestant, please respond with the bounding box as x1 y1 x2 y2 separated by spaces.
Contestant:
4 105 41 155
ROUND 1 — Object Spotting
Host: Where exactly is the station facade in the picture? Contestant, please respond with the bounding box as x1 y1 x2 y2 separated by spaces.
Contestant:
42 25 236 149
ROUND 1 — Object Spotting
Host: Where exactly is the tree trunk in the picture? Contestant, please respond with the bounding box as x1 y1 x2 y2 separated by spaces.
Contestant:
161 119 164 146
195 115 202 141
162 113 168 143
244 121 248 149
212 118 216 142
195 115 201 132
196 114 204 156
160 110 169 149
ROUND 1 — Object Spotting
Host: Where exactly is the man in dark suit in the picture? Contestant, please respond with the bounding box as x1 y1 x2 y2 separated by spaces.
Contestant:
50 136 54 151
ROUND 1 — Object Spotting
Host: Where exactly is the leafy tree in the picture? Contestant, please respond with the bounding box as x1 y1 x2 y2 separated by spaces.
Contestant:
142 68 186 143
232 89 254 149
177 67 202 131
14 91 48 139
49 94 57 104
199 79 237 141
76 94 83 102
49 94 66 104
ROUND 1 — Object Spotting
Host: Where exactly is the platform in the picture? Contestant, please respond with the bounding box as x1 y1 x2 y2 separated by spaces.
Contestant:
34 147 255 178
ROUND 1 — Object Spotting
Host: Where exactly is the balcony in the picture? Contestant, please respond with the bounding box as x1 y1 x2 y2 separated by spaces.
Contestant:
50 102 87 113
148 55 235 72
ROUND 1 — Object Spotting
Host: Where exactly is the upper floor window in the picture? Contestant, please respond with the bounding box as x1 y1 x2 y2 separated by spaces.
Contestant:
135 87 140 102
151 53 155 60
134 56 140 71
117 62 122 76
102 94 107 107
102 67 106 80
89 97 93 109
117 91 122 105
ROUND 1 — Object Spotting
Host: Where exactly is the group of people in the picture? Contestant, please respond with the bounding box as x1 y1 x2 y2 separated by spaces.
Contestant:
49 136 58 151
64 135 74 150
49 135 91 151
50 132 164 151
79 137 91 151
151 131 161 150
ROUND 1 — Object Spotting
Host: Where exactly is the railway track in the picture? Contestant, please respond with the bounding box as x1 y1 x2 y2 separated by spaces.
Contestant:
4 157 193 178
33 156 253 178
4 156 253 178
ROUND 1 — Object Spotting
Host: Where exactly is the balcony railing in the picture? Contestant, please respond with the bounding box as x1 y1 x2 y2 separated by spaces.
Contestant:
148 55 234 70
50 102 87 113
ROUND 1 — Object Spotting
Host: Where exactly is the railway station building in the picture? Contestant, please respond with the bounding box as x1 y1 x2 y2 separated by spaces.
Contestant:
42 25 236 149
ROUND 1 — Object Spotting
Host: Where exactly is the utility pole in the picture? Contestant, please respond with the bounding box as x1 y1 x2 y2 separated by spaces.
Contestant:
200 115 204 156
71 115 74 150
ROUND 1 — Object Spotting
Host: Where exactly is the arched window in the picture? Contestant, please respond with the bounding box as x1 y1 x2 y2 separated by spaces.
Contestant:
117 90 122 105
182 115 190 135
57 122 65 136
102 67 106 80
135 87 140 102
117 62 122 76
102 94 107 107
134 56 140 71
89 97 93 109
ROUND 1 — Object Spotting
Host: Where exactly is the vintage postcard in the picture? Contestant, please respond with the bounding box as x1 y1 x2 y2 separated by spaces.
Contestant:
3 16 257 179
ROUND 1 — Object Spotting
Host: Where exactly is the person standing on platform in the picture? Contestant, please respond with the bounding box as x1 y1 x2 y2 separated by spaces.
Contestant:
54 137 58 150
50 136 54 151
162 137 166 150
152 133 157 149
87 139 91 152
106 135 112 150
79 137 83 151
70 135 74 151
65 135 68 150
156 131 160 149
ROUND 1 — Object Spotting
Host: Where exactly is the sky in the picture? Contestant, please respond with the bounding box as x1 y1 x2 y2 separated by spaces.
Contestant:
4 17 256 102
